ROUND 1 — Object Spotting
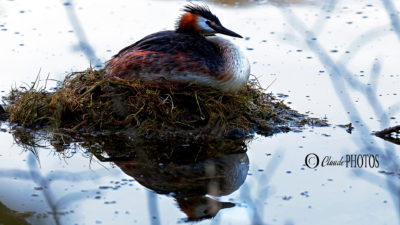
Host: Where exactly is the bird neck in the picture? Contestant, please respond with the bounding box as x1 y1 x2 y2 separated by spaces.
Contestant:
207 36 250 92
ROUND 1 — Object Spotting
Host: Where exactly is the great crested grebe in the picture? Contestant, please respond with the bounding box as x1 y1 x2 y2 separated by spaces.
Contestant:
105 4 250 92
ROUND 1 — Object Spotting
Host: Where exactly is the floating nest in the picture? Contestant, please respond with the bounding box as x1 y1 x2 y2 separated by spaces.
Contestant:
1 68 327 140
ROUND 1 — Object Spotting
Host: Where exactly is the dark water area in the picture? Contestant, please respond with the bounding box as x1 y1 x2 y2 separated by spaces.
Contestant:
1 0 400 224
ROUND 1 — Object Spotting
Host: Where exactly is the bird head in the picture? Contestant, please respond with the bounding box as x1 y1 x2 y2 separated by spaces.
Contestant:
176 4 243 38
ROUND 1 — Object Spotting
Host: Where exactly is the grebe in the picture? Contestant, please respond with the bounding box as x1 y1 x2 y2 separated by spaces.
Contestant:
105 4 250 92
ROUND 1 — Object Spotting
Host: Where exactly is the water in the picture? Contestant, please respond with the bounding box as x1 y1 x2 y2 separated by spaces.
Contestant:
1 0 400 224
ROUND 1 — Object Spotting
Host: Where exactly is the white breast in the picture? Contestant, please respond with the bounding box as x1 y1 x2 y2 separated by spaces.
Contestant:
207 36 250 92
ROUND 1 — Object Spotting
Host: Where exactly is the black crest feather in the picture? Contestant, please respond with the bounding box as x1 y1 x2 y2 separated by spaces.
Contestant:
182 3 221 25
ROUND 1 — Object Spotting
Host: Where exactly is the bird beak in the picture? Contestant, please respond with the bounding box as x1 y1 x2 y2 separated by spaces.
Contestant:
213 25 243 38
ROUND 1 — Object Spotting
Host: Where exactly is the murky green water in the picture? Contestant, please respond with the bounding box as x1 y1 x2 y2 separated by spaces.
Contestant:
1 0 400 224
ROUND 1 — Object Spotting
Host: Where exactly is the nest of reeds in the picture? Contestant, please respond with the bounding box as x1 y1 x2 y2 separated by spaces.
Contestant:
2 68 327 139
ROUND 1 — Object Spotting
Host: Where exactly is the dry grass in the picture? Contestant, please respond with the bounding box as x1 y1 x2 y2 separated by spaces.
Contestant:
4 68 327 139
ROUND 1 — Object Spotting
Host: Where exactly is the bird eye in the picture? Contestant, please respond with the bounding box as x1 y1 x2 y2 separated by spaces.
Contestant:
206 21 211 26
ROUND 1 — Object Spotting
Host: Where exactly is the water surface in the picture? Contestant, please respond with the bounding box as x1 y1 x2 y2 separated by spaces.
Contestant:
1 0 400 224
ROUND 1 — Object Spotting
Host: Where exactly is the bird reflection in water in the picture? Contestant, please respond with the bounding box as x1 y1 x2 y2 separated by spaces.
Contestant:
11 128 250 222
88 135 250 221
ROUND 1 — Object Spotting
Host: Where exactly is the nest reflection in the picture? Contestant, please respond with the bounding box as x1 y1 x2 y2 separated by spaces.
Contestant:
12 129 250 222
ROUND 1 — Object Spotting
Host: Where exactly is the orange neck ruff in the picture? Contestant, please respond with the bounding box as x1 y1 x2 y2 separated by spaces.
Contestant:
178 13 199 33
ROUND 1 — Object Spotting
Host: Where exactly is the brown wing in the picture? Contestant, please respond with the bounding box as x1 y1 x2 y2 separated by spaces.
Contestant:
105 31 224 80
